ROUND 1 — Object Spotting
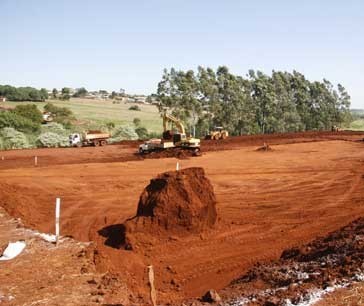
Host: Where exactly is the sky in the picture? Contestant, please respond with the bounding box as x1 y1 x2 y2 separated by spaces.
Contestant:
1 0 363 107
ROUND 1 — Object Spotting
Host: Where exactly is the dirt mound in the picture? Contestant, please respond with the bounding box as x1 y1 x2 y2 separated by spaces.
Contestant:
223 217 364 305
122 167 217 248
141 148 200 160
256 143 273 152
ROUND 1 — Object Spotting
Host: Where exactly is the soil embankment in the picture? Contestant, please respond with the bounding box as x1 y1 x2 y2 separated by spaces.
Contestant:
1 134 364 304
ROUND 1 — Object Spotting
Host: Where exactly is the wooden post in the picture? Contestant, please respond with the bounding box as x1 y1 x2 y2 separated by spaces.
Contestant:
1 156 4 161
34 156 38 166
148 265 157 306
55 198 60 245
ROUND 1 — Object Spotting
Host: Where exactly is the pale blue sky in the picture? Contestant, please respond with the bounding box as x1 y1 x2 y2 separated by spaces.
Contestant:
1 0 363 107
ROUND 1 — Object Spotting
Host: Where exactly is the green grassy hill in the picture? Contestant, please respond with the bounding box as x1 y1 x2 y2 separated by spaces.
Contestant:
348 109 364 131
3 98 162 133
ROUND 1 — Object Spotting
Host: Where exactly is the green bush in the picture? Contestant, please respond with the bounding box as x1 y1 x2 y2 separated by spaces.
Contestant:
41 122 68 135
133 117 141 126
43 103 74 128
0 127 30 149
109 125 138 142
129 105 141 111
135 127 149 139
12 104 43 124
36 132 69 148
0 111 40 133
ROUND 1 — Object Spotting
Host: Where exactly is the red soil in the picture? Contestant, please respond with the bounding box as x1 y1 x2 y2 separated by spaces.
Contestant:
123 168 217 250
220 217 364 305
1 131 364 304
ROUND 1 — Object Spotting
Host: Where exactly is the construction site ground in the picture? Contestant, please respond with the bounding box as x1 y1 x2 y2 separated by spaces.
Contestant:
1 131 364 305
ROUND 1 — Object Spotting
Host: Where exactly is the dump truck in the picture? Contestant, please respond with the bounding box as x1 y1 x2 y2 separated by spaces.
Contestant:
205 127 229 140
139 113 200 154
69 130 110 147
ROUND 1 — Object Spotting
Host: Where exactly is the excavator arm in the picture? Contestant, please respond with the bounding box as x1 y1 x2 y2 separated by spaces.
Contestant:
162 113 185 135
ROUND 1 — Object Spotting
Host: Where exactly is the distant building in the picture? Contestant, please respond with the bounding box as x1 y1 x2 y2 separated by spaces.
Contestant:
0 96 6 102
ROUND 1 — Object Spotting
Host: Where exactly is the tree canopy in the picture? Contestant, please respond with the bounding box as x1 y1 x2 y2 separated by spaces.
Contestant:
157 67 351 136
0 85 48 101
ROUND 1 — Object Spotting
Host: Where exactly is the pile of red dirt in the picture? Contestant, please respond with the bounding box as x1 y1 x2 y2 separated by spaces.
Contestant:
141 148 201 160
221 217 364 305
123 167 217 249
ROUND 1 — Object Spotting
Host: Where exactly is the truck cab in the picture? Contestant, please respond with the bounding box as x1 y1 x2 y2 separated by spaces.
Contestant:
69 133 82 147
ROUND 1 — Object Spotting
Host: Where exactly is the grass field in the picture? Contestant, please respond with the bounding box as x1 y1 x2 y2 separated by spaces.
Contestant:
3 98 162 133
348 119 364 131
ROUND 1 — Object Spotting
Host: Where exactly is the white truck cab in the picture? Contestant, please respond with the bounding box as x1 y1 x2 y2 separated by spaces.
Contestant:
69 133 82 147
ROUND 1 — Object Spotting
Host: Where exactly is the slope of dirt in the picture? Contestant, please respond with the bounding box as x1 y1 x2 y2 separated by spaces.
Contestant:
122 167 217 249
1 140 364 304
219 217 364 305
0 207 131 306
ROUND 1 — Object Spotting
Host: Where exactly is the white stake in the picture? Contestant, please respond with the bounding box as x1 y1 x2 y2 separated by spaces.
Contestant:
176 162 179 171
34 156 38 166
148 265 157 306
55 198 61 245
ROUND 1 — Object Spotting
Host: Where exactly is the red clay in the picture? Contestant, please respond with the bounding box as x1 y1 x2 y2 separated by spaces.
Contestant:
1 131 364 304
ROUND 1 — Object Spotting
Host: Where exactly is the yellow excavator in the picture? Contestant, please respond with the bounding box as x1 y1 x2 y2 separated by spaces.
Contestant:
139 113 200 154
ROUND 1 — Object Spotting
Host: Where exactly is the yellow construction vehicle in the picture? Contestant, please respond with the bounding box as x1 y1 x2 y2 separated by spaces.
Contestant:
205 127 229 140
139 113 200 153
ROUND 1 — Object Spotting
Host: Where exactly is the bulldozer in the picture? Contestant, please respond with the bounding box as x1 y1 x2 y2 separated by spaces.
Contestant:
139 113 200 153
205 127 229 140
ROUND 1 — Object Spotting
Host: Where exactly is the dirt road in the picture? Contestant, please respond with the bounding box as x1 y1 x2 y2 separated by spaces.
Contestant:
1 131 364 304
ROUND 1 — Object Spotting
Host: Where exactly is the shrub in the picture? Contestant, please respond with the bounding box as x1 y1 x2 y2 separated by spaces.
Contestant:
41 122 67 135
135 127 149 139
105 121 115 131
0 127 30 149
12 104 43 124
36 132 69 148
133 117 141 127
0 111 40 133
43 103 74 128
109 125 138 142
129 105 141 111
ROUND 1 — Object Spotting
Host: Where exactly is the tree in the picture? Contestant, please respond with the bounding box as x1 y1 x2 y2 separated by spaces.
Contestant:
61 87 71 100
43 103 74 128
135 127 148 139
52 88 58 99
12 104 43 124
0 111 41 133
156 67 351 136
0 85 48 102
73 87 88 98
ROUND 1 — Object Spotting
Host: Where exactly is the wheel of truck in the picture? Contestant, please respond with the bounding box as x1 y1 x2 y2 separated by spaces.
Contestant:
193 148 201 156
94 141 100 147
139 147 145 154
100 140 107 146
214 134 219 140
76 142 82 148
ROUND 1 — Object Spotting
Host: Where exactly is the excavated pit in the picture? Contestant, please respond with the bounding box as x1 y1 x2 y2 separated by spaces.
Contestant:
122 167 217 249
221 217 364 306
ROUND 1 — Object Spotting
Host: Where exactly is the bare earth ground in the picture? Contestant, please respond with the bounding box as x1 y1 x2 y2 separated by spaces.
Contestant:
1 131 364 305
